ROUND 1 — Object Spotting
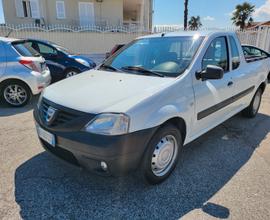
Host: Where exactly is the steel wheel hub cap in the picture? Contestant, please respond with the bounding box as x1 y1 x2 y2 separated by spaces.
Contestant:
151 135 178 177
4 85 27 105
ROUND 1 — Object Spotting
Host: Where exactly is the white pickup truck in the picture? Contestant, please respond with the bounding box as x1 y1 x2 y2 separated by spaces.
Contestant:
34 31 270 184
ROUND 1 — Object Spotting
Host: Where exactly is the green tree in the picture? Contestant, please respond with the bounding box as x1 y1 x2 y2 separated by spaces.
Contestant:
188 16 202 30
231 2 255 30
184 0 189 30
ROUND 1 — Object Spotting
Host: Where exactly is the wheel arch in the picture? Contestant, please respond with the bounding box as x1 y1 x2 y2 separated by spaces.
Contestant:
0 78 32 94
258 81 267 94
64 67 81 74
161 117 187 144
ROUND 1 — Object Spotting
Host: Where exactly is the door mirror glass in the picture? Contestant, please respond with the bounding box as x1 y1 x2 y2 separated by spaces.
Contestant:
48 53 59 58
196 65 224 80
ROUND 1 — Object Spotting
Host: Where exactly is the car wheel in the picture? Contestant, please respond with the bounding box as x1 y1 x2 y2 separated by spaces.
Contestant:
1 80 31 107
141 124 182 184
65 69 79 78
242 88 262 118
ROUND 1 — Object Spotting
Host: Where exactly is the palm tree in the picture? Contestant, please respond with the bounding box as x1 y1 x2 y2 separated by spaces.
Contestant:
184 0 189 30
188 16 202 30
231 2 255 30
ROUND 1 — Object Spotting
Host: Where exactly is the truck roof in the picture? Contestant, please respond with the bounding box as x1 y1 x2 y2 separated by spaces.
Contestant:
138 30 237 39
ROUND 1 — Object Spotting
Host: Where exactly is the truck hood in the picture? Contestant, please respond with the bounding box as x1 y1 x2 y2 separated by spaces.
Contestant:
43 70 174 113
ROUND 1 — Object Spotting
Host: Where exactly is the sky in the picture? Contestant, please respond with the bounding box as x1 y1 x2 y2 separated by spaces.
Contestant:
153 0 270 27
1 0 270 27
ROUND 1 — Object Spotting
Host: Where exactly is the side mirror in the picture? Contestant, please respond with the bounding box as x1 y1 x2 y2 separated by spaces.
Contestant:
47 53 56 58
196 65 224 81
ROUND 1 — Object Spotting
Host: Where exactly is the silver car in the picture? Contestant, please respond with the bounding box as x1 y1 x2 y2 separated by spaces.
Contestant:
0 37 51 107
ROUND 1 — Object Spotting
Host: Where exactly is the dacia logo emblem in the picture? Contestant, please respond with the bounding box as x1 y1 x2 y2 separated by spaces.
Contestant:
45 107 57 125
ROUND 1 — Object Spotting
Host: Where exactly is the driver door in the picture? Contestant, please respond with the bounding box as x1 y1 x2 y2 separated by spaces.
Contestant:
192 36 236 136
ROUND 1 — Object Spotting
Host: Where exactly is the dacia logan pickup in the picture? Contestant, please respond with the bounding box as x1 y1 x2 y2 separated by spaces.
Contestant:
34 31 270 184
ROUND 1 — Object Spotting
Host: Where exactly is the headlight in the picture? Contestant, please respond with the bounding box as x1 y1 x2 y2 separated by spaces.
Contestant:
37 90 44 109
75 58 90 68
85 113 130 135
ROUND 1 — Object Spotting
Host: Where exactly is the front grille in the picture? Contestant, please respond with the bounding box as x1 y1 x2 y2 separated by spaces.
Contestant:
40 99 79 127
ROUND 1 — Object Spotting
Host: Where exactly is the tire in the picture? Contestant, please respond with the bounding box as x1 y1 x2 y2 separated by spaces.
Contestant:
65 68 80 78
242 88 262 118
141 124 182 184
0 80 31 107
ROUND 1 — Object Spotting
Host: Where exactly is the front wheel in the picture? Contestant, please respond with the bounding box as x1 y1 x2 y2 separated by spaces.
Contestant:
242 88 262 118
141 124 182 184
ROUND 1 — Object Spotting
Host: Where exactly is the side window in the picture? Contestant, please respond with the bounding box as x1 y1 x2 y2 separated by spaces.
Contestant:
37 43 57 56
229 36 240 70
202 37 229 72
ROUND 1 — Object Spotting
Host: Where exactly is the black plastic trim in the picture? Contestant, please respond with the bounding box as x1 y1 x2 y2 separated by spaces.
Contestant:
197 86 255 120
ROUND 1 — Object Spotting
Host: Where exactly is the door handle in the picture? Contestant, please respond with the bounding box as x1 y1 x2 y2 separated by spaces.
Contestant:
227 81 234 87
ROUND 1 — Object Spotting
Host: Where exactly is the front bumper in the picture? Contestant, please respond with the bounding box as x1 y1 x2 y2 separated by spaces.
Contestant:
33 101 157 176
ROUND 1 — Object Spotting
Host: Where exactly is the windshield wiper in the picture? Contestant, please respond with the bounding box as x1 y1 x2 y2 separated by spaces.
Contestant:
100 64 123 72
121 66 164 77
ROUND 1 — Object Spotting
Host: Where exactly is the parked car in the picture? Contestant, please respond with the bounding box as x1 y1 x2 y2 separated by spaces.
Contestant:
242 44 270 83
34 31 270 184
25 39 96 83
0 37 51 107
242 44 270 60
105 44 125 59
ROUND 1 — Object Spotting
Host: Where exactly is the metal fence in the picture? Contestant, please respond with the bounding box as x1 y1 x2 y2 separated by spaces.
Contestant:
237 28 270 52
153 25 270 52
0 24 148 54
1 24 270 54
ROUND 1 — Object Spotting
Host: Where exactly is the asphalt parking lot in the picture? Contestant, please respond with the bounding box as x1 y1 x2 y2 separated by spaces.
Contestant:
1 86 270 220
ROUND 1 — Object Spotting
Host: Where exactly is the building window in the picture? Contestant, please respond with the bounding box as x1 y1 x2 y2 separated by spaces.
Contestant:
15 0 40 18
56 1 66 19
22 1 28 17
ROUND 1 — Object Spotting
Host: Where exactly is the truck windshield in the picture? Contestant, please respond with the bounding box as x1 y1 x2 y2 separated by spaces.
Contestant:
102 36 204 77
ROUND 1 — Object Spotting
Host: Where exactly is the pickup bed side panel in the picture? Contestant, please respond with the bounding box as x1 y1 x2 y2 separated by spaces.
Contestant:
230 37 269 112
231 58 268 112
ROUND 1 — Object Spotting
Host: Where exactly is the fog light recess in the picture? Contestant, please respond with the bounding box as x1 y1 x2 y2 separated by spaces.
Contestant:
100 161 108 171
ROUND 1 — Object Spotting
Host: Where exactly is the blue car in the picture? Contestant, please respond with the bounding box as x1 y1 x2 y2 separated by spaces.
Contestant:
25 39 96 83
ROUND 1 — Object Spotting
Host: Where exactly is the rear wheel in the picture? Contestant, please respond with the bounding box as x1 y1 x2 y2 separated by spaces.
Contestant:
242 88 262 118
1 80 31 107
141 124 182 184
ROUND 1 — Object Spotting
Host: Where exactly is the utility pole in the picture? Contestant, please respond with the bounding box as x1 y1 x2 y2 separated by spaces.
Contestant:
184 0 188 30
